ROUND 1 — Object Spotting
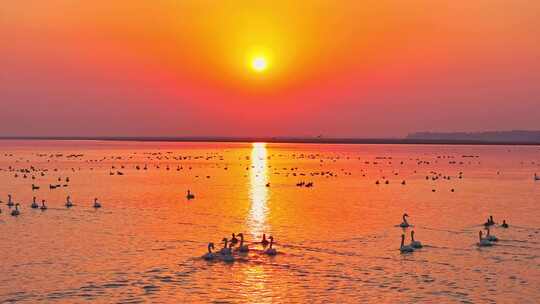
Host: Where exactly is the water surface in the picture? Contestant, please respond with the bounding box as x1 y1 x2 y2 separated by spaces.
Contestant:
0 140 539 303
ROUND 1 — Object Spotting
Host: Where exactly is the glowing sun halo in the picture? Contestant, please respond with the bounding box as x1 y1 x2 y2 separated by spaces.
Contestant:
252 57 267 72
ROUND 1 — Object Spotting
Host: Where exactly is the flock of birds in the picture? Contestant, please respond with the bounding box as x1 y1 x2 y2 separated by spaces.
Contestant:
200 212 512 263
202 233 277 263
1 150 534 264
397 213 510 253
0 194 102 216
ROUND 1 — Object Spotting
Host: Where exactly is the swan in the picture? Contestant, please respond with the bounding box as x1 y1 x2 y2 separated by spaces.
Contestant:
186 190 195 200
31 197 39 209
40 200 47 211
400 234 414 253
410 230 423 248
399 213 410 228
221 248 235 262
7 194 14 207
11 203 20 216
264 236 277 256
484 215 495 227
220 238 232 255
65 196 73 208
485 227 498 242
261 233 269 247
477 230 493 247
230 233 238 245
237 233 249 253
202 242 216 260
501 220 509 228
93 198 101 208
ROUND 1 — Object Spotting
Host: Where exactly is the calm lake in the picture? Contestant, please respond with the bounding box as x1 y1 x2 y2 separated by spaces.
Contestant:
0 140 539 303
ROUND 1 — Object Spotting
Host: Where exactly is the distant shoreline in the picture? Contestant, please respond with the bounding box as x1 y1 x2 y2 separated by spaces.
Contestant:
0 136 540 146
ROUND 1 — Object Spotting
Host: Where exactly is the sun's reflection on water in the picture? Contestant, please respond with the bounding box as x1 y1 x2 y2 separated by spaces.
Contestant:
248 142 269 240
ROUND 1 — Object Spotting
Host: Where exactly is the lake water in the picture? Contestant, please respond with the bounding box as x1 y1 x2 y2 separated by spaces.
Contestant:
0 140 539 303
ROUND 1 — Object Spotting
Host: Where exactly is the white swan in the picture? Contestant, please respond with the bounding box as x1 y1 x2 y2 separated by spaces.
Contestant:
264 236 277 256
218 238 235 262
399 213 410 228
7 194 14 207
93 198 101 208
485 227 498 242
202 243 216 261
40 200 47 211
65 196 73 208
477 231 493 247
483 215 495 227
261 233 269 247
410 230 423 248
230 233 238 245
220 238 232 255
221 243 235 263
237 233 249 253
400 234 414 253
31 197 39 209
11 203 20 216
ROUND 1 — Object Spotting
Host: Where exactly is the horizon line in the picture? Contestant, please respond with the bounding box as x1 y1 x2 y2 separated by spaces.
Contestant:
0 136 539 146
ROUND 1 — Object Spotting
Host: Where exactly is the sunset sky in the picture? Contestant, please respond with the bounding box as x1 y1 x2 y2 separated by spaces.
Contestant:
1 1 539 138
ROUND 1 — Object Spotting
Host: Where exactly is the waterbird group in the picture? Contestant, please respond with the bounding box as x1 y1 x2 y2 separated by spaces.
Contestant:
397 213 509 253
202 233 277 262
0 194 103 217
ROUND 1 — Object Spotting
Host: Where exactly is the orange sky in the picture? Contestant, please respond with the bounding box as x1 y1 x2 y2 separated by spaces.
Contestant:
1 1 539 137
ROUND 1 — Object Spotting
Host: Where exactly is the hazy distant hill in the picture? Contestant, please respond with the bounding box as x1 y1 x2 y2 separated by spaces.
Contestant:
407 131 540 143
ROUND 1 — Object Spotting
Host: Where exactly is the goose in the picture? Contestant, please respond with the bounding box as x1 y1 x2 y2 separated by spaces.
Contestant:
237 233 249 253
40 200 47 211
477 230 493 247
11 203 20 216
93 198 101 208
65 196 73 208
7 195 14 207
202 243 216 261
264 236 277 256
31 197 39 209
501 220 509 228
220 238 232 255
261 234 269 246
410 230 423 248
399 213 410 228
485 227 498 242
400 234 414 253
186 190 195 200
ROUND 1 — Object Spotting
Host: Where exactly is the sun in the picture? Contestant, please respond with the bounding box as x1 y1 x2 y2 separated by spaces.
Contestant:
251 57 268 72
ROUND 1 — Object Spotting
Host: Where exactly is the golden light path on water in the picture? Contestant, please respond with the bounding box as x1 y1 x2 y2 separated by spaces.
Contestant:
242 143 271 303
248 142 269 240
